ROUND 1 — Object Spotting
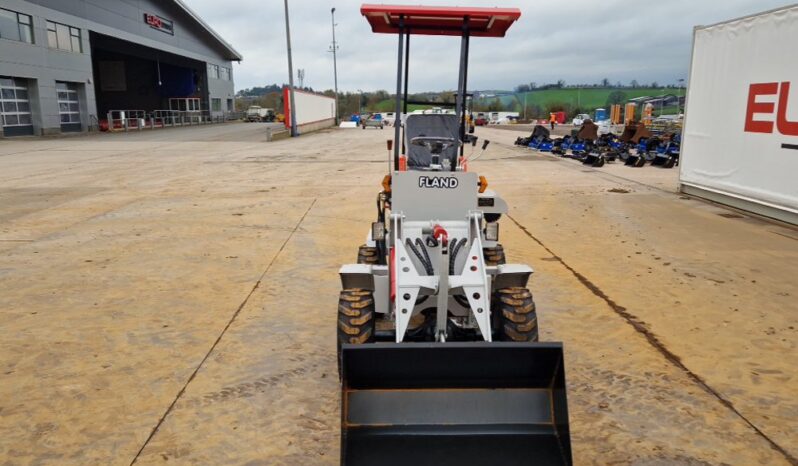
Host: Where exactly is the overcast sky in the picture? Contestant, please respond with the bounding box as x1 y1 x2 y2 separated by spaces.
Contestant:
185 0 790 93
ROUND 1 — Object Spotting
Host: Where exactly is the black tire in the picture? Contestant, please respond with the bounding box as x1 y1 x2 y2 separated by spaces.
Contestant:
357 244 380 264
663 157 675 169
593 156 605 167
494 287 538 342
337 289 376 376
483 244 506 266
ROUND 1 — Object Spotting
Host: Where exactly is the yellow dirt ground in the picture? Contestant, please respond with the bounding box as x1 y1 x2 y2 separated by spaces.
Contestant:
0 123 795 465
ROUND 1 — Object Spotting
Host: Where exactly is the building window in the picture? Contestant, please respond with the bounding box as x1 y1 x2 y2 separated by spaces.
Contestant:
220 67 231 81
207 64 219 80
0 8 33 44
46 20 82 53
211 98 221 112
1 77 33 130
227 99 233 111
56 82 80 124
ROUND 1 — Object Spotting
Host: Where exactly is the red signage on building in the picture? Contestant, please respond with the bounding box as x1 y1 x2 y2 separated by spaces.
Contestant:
144 13 174 35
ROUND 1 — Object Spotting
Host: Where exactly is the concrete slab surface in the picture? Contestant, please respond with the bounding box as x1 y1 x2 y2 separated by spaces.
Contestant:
0 122 796 465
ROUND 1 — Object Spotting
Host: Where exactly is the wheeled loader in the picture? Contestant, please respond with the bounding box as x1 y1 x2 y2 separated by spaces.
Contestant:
650 133 681 168
515 124 551 148
623 123 655 167
612 121 638 164
337 5 572 466
583 133 622 167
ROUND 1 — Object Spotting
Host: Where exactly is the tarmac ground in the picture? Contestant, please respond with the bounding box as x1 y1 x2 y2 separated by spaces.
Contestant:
0 122 796 465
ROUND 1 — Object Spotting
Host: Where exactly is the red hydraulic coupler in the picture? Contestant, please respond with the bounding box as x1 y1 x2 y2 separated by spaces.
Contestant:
432 224 449 247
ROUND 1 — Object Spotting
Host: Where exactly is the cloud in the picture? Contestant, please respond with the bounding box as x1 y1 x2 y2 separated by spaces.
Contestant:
185 0 789 92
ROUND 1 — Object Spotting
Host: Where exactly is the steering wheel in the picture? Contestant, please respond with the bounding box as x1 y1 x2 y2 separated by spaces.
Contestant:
410 136 456 154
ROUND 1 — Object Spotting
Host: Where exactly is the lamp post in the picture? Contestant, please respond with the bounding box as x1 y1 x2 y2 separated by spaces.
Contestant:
283 0 298 136
329 8 340 125
357 89 364 115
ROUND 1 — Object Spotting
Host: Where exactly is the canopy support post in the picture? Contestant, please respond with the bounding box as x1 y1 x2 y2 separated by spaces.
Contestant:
402 30 410 155
393 17 405 170
457 18 471 161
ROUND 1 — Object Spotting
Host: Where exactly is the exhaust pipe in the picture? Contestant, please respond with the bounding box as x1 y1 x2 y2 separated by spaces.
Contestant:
341 342 572 466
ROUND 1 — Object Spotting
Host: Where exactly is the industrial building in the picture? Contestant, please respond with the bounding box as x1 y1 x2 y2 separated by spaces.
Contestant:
0 0 241 137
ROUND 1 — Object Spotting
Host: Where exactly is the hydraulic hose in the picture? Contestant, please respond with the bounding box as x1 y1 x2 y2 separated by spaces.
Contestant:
406 238 433 275
415 238 433 273
448 238 456 274
453 294 470 308
449 238 467 274
375 193 386 264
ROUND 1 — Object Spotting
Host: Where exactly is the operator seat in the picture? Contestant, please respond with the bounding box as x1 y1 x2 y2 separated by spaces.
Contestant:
405 114 460 169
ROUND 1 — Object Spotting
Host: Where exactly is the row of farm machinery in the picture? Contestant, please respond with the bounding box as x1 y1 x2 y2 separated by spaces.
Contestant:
515 120 681 168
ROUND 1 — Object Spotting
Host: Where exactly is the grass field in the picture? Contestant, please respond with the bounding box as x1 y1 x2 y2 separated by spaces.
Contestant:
368 87 684 118
372 100 439 112
487 87 684 117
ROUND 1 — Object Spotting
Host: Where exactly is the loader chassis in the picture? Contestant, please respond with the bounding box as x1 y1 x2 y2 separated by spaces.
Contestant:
337 5 572 465
340 171 533 342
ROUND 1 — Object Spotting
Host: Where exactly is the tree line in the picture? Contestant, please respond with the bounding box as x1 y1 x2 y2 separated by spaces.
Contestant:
235 79 682 119
513 78 683 93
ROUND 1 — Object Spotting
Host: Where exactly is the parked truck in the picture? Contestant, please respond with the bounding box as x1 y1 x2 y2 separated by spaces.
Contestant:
245 106 275 122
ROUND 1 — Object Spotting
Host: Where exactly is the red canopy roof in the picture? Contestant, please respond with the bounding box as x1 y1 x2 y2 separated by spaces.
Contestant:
360 4 521 37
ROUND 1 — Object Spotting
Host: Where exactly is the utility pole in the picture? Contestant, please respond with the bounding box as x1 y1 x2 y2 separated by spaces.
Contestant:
678 78 685 114
283 0 298 136
523 92 527 121
330 8 339 124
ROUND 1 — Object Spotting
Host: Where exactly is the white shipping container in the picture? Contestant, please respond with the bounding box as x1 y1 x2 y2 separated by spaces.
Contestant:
680 5 798 225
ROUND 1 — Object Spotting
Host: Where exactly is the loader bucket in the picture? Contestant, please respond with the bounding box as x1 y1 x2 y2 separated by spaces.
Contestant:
340 342 572 466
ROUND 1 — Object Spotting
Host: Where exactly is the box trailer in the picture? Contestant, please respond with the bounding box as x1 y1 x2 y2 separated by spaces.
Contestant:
680 5 798 225
282 87 337 134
